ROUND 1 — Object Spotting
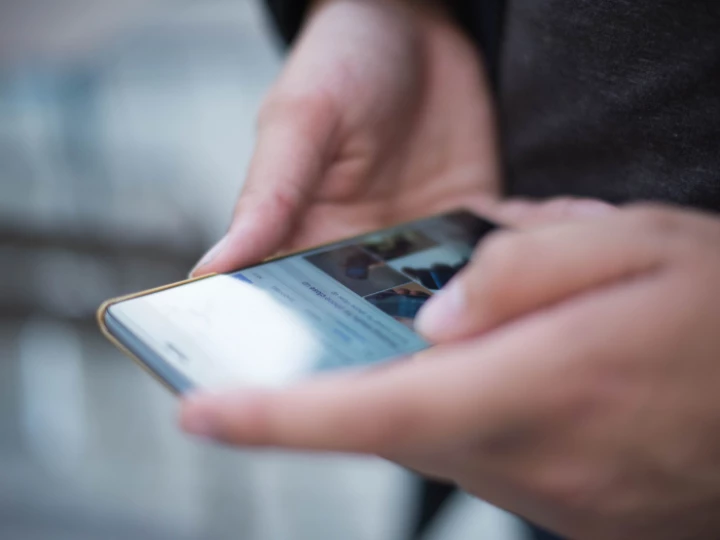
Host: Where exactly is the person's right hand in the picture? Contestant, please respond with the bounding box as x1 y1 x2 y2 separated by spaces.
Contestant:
192 0 500 276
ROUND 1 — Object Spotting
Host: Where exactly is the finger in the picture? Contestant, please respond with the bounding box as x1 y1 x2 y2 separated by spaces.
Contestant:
191 95 338 276
447 273 673 540
478 197 617 228
179 336 549 453
179 273 623 456
415 206 671 342
179 359 464 452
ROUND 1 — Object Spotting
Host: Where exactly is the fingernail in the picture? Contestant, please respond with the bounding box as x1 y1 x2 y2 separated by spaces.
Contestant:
190 235 228 276
415 280 466 337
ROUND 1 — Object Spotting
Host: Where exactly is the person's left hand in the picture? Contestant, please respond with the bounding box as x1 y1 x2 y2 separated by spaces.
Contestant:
180 202 720 540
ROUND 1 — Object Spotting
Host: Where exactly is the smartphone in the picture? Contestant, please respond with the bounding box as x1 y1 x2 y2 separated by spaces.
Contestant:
98 210 498 393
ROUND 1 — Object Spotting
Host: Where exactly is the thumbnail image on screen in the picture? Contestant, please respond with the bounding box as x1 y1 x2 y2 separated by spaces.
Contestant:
302 210 493 326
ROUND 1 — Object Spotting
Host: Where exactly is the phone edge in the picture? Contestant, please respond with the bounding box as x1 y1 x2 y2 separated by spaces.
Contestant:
96 274 216 396
256 207 487 266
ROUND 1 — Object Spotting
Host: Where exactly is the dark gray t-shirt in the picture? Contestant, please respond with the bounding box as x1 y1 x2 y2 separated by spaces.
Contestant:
499 0 720 210
265 0 720 210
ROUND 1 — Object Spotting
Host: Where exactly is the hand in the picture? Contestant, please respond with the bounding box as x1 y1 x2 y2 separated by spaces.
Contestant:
182 201 720 540
191 0 499 276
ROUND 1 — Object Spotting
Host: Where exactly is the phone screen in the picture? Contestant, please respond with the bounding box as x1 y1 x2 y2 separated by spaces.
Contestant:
106 210 497 391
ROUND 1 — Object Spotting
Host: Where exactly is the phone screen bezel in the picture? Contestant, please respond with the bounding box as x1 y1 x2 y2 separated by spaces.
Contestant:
104 308 195 394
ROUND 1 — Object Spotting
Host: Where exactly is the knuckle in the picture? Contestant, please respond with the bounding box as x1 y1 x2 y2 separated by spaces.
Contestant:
268 183 304 215
626 204 682 237
625 205 694 261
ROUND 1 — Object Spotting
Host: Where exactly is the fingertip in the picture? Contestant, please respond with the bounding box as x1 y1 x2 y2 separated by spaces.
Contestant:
188 266 216 280
190 235 229 278
180 393 222 439
415 280 467 341
190 217 270 276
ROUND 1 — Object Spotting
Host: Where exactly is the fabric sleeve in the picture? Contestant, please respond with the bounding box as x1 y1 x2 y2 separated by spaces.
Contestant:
262 0 311 45
261 0 504 85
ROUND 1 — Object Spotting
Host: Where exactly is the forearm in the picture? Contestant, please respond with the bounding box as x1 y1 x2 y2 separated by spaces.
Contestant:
300 0 500 87
312 0 446 7
266 0 455 45
311 0 450 18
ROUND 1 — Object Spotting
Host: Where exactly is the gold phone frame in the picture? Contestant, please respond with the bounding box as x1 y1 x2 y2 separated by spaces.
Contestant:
97 274 217 394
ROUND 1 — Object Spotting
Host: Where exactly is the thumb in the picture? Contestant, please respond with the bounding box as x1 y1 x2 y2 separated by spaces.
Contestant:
415 206 665 343
191 96 338 276
479 196 617 228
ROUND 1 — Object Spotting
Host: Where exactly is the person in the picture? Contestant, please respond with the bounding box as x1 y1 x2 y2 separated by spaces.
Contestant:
182 1 720 539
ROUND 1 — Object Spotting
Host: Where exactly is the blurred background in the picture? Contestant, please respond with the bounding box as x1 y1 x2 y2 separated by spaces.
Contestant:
0 1 525 538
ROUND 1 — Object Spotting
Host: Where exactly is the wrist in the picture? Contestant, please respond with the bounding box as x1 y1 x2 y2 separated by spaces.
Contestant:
310 0 449 20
